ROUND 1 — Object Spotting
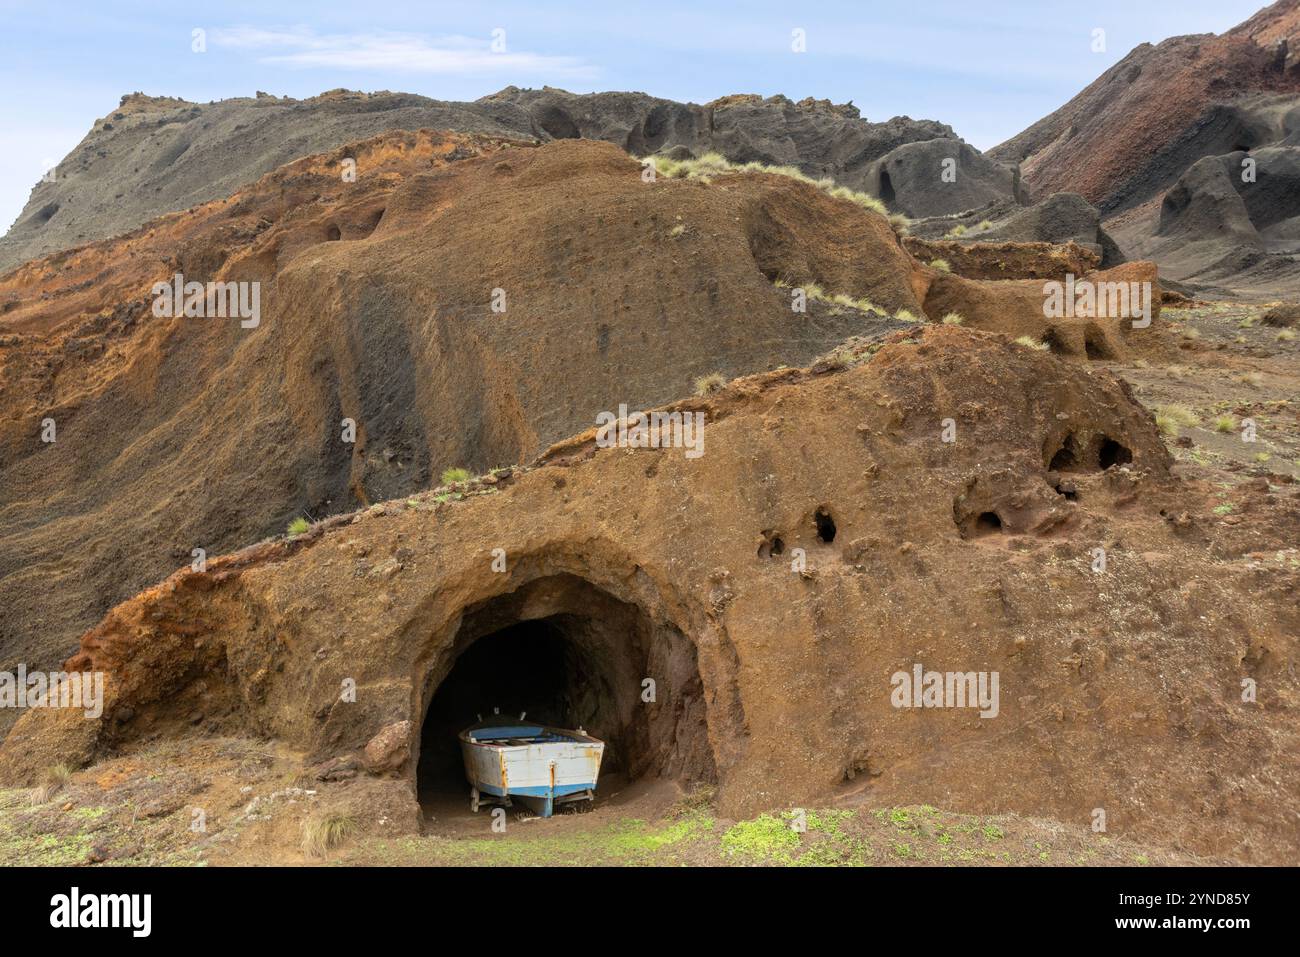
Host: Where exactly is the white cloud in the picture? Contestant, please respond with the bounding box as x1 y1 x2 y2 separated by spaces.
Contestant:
211 26 597 78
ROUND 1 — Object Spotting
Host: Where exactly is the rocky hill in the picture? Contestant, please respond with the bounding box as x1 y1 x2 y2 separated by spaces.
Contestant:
4 325 1297 863
1 87 1012 274
990 0 1300 297
1 12 1297 869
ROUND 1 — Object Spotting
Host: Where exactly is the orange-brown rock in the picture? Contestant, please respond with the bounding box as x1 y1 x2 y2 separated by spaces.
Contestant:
904 237 1100 281
4 327 1296 863
991 0 1300 212
922 262 1163 359
0 133 926 684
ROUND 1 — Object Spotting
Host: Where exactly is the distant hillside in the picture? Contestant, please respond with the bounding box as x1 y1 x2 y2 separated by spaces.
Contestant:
0 87 995 274
990 0 1300 215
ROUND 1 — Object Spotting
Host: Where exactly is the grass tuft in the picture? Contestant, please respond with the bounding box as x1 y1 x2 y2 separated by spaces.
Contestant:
1155 404 1199 437
302 812 356 858
644 154 890 215
694 372 726 397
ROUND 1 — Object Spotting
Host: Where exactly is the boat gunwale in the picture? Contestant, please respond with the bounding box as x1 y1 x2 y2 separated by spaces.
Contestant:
458 722 603 752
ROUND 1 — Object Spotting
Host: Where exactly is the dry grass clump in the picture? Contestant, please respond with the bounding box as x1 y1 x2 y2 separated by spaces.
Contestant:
1155 404 1199 437
645 153 888 215
830 293 881 314
28 764 73 805
694 372 727 396
1013 335 1049 351
302 812 356 858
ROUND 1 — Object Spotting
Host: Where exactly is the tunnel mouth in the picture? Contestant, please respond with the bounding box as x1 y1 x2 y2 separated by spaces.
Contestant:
416 574 716 817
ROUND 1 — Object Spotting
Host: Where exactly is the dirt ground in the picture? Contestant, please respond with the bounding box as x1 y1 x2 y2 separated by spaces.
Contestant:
1118 302 1300 482
0 736 1228 867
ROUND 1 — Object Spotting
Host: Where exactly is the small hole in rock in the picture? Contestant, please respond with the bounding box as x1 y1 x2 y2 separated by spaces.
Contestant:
1098 438 1132 470
1042 329 1067 355
1048 434 1079 472
814 508 836 544
1084 329 1116 360
974 512 1002 535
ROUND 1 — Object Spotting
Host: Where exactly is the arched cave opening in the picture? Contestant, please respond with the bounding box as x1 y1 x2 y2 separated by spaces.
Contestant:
879 170 896 205
1098 437 1133 470
416 574 716 816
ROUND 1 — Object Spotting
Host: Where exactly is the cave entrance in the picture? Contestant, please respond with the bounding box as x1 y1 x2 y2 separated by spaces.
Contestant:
416 574 716 817
879 170 897 205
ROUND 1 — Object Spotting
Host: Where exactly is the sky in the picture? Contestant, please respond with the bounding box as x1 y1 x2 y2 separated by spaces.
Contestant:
0 0 1271 234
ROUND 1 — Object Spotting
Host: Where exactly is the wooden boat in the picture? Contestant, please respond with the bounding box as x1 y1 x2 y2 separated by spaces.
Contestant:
459 714 605 818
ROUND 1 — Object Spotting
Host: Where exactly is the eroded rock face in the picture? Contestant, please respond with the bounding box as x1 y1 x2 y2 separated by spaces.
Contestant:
990 0 1300 212
1103 136 1300 298
865 138 1022 219
489 88 959 196
972 193 1104 249
0 134 927 687
5 326 1298 863
903 237 1101 281
922 262 1163 360
907 193 1122 268
0 86 966 274
1156 153 1262 244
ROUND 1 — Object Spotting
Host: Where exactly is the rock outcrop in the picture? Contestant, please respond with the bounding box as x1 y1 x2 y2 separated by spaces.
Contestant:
990 0 1300 213
991 0 1300 298
4 326 1296 863
1 87 987 274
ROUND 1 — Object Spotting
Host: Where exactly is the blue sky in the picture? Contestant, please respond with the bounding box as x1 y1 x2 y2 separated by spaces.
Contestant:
0 0 1269 234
